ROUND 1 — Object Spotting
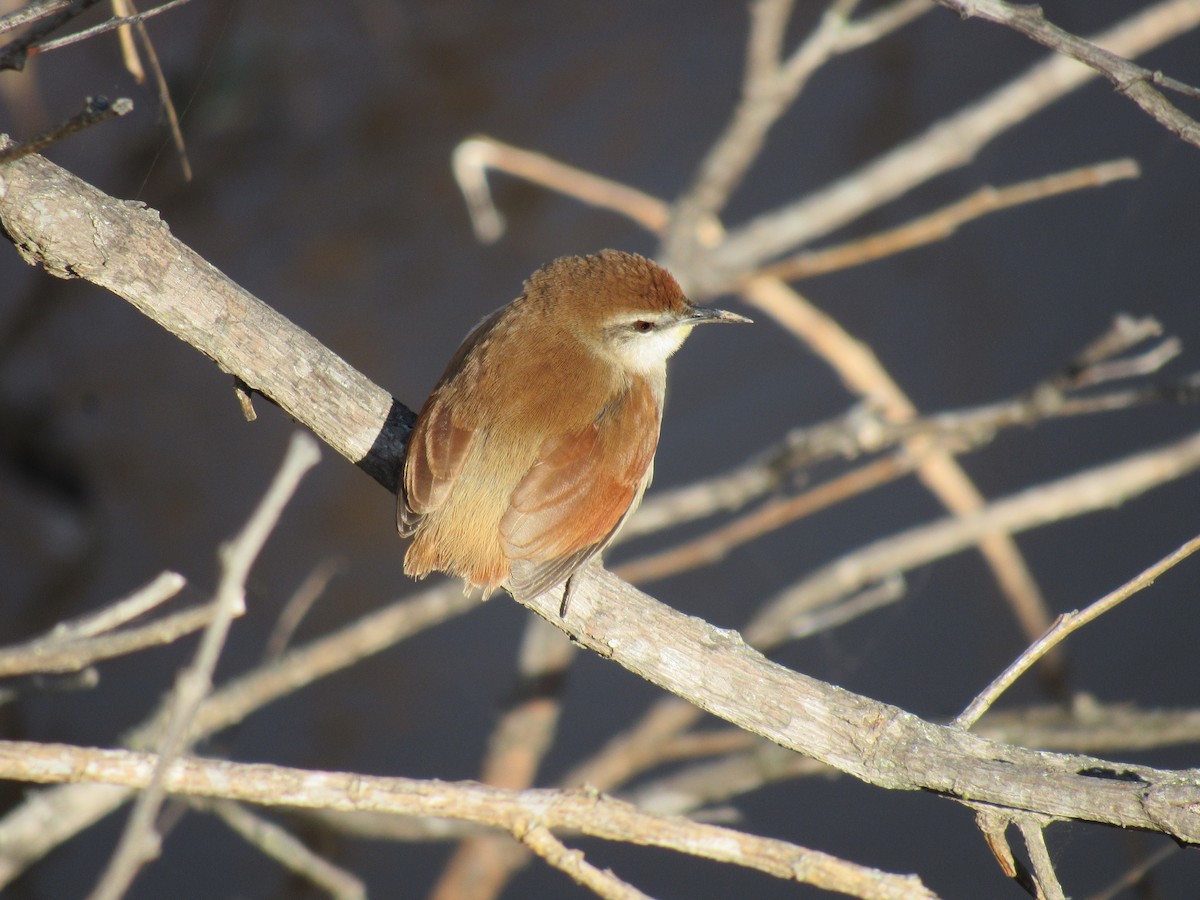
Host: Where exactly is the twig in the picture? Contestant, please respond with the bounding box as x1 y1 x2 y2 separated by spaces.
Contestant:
0 583 478 888
112 0 146 83
0 599 218 678
1085 841 1178 900
744 429 1200 647
197 798 366 900
452 137 669 243
708 0 1200 290
562 699 708 793
940 0 1200 149
0 0 104 70
431 617 575 899
517 825 651 900
1016 817 1066 900
30 0 192 55
0 741 938 900
664 0 932 274
953 534 1200 730
120 0 191 181
759 160 1141 281
0 96 133 164
40 570 185 642
740 277 1057 669
88 432 320 900
615 455 909 585
263 558 342 661
979 699 1200 754
0 0 78 35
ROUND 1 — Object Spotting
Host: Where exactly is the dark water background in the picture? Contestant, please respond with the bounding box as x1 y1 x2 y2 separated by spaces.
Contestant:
2 1 1199 897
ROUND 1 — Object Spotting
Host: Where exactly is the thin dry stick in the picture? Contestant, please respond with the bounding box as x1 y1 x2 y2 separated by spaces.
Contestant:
1016 817 1067 900
198 798 366 900
452 138 669 242
0 582 477 888
709 0 1200 286
937 0 1200 149
0 0 104 69
431 617 575 900
32 0 192 55
88 432 320 900
953 533 1200 730
665 0 932 271
615 454 909 585
0 0 78 35
517 824 651 900
112 0 146 83
120 0 191 181
0 599 215 678
263 558 343 660
561 699 710 793
0 741 937 900
1086 842 1179 900
745 429 1200 647
36 570 185 642
740 277 1057 665
759 159 1140 281
0 96 133 163
978 701 1200 754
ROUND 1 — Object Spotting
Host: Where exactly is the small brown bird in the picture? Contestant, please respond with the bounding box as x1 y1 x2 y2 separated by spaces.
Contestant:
398 250 749 603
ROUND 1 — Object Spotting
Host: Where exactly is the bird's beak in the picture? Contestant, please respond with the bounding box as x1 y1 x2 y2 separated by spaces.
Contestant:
686 306 753 326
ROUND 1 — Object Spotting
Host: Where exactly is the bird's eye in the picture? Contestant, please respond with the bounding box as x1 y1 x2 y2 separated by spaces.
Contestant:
632 320 655 333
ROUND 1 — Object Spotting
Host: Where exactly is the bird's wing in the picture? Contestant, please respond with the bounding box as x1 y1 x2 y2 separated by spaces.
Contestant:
397 307 511 537
397 395 474 537
396 400 470 540
500 380 659 598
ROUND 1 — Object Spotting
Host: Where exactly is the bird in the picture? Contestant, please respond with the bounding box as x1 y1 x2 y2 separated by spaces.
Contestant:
398 249 750 608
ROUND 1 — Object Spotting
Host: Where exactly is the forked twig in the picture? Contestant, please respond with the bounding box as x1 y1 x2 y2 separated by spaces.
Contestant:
939 0 1200 149
954 533 1200 730
88 433 320 900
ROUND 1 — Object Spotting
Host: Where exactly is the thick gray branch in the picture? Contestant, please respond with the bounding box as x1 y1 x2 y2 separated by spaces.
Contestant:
0 143 412 492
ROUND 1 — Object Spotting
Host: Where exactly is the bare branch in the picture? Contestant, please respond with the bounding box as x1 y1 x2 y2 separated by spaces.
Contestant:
196 798 366 900
1016 817 1066 900
0 148 413 492
707 0 1200 291
954 534 1200 729
31 0 193 55
517 825 652 900
0 0 104 70
759 159 1141 281
940 0 1200 149
0 96 133 163
0 741 937 900
452 137 669 243
744 429 1200 647
89 433 320 900
0 583 477 887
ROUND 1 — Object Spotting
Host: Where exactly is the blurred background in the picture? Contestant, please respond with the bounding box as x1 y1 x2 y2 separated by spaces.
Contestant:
2 0 1199 896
